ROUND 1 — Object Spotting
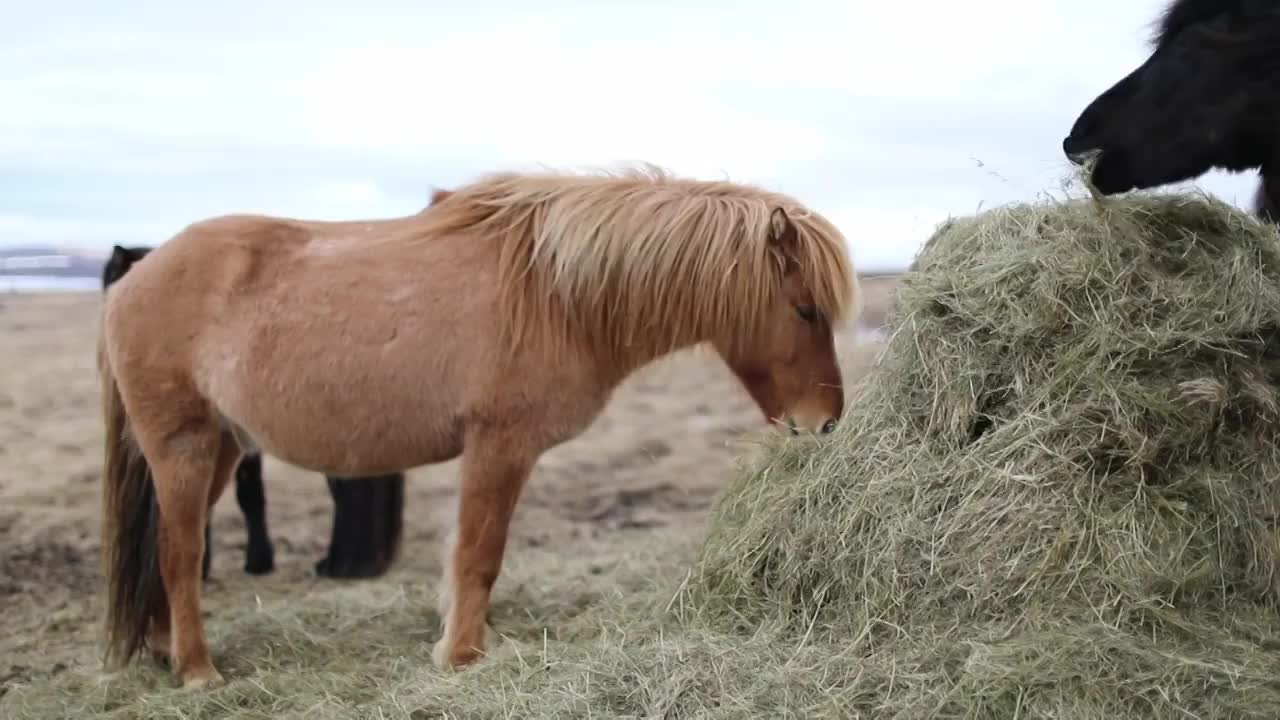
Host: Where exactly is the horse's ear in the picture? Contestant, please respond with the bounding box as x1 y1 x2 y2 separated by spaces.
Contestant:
768 207 800 270
110 244 128 260
429 188 453 206
769 207 799 247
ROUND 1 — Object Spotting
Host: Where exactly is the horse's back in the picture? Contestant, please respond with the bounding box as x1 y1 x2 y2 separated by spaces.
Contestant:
104 211 403 320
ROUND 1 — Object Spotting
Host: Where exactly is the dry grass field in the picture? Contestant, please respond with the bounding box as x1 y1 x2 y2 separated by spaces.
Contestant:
0 275 900 716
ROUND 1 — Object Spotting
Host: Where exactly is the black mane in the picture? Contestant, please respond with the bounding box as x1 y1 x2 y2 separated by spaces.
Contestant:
1153 0 1242 47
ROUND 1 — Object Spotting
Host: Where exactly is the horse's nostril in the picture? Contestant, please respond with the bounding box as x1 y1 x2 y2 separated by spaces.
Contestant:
821 419 837 435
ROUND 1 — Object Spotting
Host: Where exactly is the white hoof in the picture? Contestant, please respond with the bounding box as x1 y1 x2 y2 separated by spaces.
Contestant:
431 623 496 671
180 667 225 690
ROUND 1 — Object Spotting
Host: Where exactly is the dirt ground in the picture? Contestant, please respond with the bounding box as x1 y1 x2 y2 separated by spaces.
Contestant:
0 276 899 700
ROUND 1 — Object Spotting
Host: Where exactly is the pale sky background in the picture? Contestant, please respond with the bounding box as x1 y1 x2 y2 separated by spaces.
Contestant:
0 0 1259 272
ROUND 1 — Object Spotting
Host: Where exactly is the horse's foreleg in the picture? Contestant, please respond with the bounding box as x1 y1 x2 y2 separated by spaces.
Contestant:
433 439 534 670
147 426 240 689
235 452 274 575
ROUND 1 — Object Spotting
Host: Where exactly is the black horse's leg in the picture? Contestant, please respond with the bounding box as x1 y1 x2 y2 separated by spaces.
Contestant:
201 522 213 581
315 473 406 578
314 476 350 578
235 453 275 575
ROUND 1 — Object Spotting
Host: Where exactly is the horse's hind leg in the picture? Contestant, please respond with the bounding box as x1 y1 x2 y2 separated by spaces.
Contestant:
234 452 275 575
433 432 536 670
135 417 240 688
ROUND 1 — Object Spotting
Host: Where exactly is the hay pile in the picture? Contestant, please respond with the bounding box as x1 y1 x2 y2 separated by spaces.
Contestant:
8 190 1280 719
691 190 1280 716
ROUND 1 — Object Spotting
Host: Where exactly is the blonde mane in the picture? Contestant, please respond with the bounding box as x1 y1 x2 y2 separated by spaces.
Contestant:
422 165 858 357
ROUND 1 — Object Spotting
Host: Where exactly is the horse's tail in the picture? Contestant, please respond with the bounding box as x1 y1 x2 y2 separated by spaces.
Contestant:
98 335 166 668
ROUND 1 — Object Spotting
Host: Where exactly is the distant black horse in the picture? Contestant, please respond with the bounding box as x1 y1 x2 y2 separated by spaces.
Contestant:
102 245 406 579
1062 0 1280 220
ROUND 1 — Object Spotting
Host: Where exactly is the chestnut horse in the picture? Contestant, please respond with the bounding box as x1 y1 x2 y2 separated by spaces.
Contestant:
97 166 858 688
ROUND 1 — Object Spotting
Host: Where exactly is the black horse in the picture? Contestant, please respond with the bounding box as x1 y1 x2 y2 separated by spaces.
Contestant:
1061 0 1280 219
101 244 406 580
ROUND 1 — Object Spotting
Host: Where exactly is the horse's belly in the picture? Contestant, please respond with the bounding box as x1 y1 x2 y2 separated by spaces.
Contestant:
227 408 463 477
202 345 464 476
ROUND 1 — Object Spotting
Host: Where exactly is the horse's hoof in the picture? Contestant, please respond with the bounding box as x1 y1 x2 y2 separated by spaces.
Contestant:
244 553 275 575
315 556 383 579
431 638 452 670
180 667 225 690
431 638 478 671
431 624 495 670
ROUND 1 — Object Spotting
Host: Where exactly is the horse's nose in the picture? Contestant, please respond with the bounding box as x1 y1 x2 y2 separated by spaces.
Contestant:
821 418 837 435
1063 136 1100 165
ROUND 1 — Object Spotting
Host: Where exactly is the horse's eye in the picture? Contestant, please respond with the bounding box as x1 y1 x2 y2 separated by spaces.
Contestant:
796 304 817 322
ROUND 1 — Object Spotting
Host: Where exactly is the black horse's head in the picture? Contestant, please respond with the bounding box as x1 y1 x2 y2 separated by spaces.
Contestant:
1062 0 1280 196
101 244 153 290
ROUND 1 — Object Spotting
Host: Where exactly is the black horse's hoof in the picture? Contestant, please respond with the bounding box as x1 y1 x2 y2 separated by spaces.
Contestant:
314 555 383 579
244 549 275 575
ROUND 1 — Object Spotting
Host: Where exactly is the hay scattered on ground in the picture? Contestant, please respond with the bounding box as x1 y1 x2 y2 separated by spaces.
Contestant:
7 189 1280 719
1 531 706 719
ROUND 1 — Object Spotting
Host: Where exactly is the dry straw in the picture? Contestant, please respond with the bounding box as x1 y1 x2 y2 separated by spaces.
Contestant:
7 185 1280 718
691 187 1280 716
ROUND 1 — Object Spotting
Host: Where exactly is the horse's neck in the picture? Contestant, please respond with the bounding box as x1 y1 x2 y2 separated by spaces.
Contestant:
1254 172 1280 224
595 338 705 387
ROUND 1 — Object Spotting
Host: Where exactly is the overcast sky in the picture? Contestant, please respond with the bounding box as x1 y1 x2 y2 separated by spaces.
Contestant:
1 0 1259 271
